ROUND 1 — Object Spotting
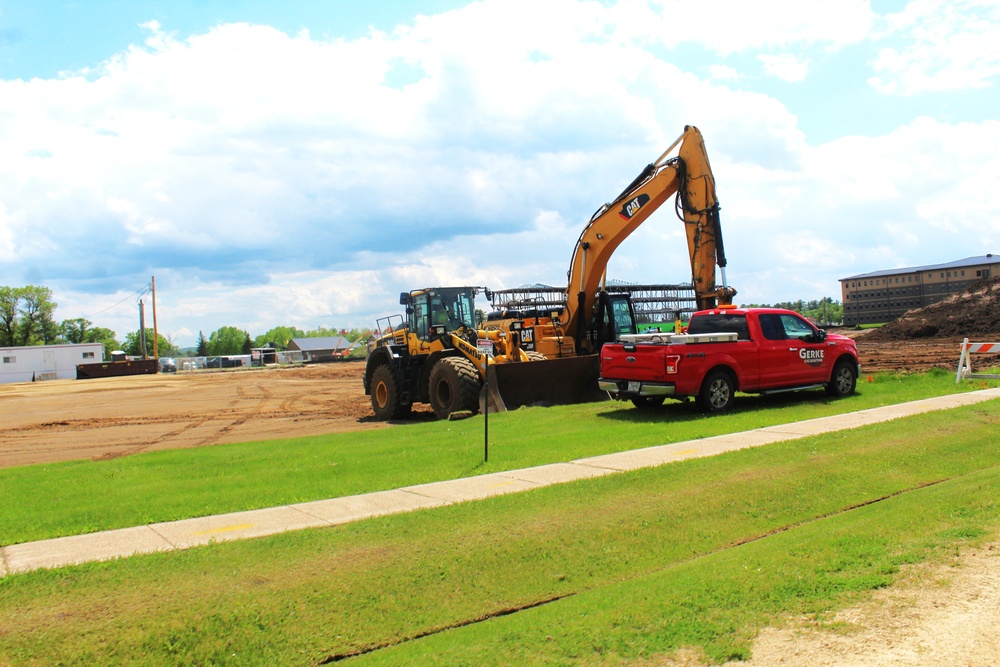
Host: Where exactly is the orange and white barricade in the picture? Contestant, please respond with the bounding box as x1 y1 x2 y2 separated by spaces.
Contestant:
956 338 1000 383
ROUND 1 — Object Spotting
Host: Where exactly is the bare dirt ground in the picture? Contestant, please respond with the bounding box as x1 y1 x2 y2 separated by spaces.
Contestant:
2 336 997 663
0 338 979 469
0 361 400 469
717 542 1000 667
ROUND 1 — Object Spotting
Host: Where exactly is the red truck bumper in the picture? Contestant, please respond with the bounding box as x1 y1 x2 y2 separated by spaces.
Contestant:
598 377 676 398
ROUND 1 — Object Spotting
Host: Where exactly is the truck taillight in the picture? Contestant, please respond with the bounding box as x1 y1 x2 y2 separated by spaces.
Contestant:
665 355 680 374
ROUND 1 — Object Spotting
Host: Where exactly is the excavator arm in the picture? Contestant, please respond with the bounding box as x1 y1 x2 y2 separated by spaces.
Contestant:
560 125 735 348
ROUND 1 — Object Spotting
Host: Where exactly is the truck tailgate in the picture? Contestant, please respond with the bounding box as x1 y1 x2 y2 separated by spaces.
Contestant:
600 345 671 382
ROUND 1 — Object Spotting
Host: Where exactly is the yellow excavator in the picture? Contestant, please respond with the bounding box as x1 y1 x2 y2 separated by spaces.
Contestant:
363 125 734 419
482 124 735 409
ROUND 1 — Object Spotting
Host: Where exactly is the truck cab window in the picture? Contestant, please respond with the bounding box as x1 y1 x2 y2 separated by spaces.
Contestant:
687 314 749 340
779 314 815 340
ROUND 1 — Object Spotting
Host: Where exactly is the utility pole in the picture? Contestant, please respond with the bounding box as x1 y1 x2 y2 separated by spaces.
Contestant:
151 276 159 359
138 299 147 359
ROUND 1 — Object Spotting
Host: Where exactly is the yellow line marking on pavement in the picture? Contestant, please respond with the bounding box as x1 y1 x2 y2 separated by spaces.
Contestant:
193 523 254 536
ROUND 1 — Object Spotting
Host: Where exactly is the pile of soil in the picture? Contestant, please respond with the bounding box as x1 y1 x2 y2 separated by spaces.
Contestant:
864 276 1000 342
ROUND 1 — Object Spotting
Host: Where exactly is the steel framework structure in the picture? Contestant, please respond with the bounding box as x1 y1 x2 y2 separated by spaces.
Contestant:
486 283 697 323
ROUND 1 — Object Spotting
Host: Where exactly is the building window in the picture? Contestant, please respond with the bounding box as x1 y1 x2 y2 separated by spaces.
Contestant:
2 356 14 364
82 352 95 359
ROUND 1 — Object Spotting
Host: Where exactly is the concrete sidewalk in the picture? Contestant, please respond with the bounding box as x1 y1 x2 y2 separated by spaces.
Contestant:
3 387 998 577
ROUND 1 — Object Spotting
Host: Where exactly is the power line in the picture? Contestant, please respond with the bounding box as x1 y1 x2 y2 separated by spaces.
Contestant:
81 283 151 320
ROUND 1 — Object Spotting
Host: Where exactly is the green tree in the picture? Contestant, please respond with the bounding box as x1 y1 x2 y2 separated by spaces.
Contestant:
85 327 121 359
0 286 17 345
123 329 177 357
252 326 304 350
61 318 91 344
207 326 250 356
17 286 57 345
803 298 843 326
241 331 253 355
0 285 58 346
196 331 209 356
62 318 120 359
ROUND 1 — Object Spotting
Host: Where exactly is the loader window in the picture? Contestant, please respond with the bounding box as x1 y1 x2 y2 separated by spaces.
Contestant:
433 288 477 330
410 292 431 339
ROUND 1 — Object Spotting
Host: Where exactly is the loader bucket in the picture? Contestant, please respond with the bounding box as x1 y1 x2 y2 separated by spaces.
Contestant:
481 355 608 413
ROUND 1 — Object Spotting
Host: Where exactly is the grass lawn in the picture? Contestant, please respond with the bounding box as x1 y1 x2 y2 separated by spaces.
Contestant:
0 395 998 664
1 369 994 546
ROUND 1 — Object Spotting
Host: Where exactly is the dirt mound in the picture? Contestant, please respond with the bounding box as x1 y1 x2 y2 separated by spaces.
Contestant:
865 276 1000 342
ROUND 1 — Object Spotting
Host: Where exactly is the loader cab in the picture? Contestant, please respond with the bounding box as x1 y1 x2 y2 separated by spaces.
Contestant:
401 287 479 342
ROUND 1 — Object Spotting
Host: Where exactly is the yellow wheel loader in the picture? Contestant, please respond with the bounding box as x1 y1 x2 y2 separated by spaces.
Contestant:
363 286 538 420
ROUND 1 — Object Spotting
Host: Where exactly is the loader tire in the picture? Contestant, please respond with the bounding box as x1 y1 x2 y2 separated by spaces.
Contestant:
429 357 481 420
370 365 411 421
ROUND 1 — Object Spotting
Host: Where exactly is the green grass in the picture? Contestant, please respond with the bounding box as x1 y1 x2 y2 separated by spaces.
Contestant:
0 402 998 665
0 368 995 546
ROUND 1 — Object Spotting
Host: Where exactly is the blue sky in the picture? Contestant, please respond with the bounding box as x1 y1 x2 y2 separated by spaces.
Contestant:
1 0 998 346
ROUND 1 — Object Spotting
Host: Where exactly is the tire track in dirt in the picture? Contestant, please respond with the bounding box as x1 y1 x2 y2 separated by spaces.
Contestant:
0 362 378 468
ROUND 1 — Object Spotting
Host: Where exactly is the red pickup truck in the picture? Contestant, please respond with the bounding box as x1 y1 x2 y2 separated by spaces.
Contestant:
598 307 860 412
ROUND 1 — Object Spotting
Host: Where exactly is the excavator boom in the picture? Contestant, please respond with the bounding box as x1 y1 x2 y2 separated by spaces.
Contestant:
490 125 734 412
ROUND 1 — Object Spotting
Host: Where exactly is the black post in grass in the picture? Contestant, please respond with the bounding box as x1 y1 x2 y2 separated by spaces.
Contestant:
483 364 489 463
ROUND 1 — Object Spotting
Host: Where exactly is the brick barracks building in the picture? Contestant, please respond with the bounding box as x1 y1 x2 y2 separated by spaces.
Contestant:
840 254 999 326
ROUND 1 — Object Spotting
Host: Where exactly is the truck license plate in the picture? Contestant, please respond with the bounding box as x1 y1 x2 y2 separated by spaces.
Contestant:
627 381 640 393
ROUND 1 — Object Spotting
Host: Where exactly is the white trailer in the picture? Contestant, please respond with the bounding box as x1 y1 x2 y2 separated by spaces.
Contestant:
0 343 105 384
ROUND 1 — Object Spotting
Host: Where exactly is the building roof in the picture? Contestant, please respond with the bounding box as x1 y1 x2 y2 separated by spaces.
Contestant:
842 254 999 281
288 336 351 352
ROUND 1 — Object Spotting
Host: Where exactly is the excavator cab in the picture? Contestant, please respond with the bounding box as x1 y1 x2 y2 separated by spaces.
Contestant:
589 292 638 350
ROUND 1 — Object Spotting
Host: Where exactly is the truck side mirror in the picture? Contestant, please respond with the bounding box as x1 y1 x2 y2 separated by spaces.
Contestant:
399 292 412 306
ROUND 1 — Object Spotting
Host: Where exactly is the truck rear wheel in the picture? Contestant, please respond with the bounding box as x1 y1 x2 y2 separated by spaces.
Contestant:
429 357 481 420
370 364 411 420
826 359 857 398
698 370 735 412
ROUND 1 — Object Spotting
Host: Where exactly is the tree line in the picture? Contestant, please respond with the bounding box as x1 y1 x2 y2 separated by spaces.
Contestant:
191 325 370 357
2 283 370 360
743 297 844 325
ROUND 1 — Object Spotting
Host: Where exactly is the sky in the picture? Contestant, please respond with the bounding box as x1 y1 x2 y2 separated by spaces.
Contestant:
1 0 998 347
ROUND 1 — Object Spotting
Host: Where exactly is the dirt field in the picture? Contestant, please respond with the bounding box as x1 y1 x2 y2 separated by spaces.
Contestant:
0 361 395 469
0 337 980 469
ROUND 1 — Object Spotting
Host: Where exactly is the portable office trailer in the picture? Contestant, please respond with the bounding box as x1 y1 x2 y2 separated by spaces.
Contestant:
0 343 104 384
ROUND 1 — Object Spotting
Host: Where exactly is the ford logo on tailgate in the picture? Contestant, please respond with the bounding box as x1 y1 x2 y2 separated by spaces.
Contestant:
626 356 636 363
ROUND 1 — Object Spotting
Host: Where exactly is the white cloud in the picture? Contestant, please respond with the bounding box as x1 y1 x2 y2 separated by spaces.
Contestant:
758 53 810 82
1 0 998 344
869 0 1000 94
708 64 740 81
643 0 874 55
